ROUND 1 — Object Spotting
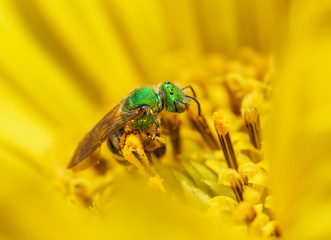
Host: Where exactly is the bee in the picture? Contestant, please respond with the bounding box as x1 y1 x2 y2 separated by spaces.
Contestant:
68 81 200 170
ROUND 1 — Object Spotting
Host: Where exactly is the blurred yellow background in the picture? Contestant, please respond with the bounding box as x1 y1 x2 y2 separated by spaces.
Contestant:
0 0 331 239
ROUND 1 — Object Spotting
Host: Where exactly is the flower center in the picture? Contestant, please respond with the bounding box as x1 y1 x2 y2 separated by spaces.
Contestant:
67 48 280 239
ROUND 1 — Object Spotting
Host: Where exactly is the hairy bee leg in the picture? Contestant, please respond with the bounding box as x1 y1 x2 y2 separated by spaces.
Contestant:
122 132 152 174
151 144 166 158
155 118 161 137
142 128 167 159
144 135 166 153
146 117 161 141
108 129 159 172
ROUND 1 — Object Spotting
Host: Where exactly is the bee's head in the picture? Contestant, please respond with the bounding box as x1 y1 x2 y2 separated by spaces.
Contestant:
159 81 200 115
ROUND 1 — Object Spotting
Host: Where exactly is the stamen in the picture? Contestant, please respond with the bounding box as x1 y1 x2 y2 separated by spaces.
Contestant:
161 113 181 157
228 173 244 202
188 109 219 151
242 93 262 150
224 73 246 115
213 111 238 170
233 202 257 224
243 108 262 150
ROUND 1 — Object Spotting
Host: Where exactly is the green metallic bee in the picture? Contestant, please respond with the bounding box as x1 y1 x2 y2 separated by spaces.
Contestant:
68 81 200 170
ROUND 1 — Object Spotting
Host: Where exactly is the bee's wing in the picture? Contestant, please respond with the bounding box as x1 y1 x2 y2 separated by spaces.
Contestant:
68 104 145 169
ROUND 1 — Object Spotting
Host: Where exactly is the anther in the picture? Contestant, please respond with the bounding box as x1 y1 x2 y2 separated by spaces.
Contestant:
213 111 239 170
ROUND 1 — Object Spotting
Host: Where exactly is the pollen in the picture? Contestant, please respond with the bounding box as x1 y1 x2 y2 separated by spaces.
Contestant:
213 111 238 170
213 111 231 136
121 132 151 173
146 175 166 193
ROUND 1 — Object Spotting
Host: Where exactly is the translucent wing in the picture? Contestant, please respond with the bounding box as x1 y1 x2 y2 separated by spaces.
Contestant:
68 104 145 169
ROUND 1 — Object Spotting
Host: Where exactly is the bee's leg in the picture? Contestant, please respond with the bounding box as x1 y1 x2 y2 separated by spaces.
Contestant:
121 131 165 191
155 118 161 137
143 118 166 159
151 144 166 158
146 118 161 141
143 133 166 159
121 132 153 174
152 118 167 158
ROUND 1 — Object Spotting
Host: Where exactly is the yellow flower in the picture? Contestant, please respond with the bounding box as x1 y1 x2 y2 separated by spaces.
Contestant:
0 1 331 240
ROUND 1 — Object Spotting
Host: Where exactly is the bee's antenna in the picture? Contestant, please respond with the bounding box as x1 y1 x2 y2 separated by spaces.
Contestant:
185 95 201 116
182 85 197 97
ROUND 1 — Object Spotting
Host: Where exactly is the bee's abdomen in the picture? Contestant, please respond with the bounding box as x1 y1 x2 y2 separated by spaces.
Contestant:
107 129 131 166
